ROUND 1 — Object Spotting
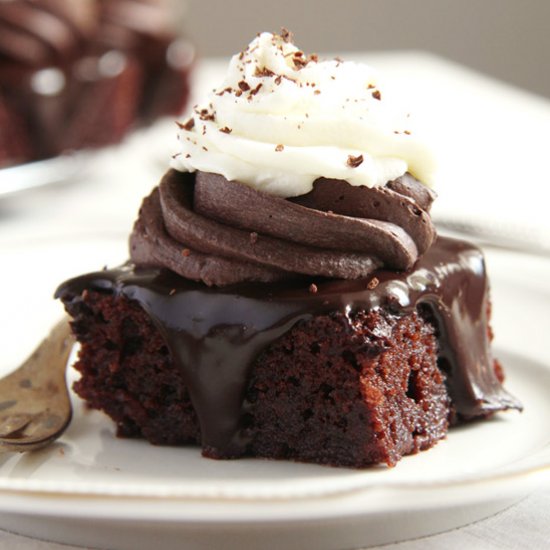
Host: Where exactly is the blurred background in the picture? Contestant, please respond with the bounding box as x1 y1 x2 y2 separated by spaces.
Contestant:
181 0 550 99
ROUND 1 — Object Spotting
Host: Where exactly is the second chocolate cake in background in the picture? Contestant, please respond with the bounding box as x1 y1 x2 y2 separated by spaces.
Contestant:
0 0 194 168
57 31 521 468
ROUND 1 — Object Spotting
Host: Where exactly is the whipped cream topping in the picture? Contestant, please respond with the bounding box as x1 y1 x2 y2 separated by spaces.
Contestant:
171 31 435 197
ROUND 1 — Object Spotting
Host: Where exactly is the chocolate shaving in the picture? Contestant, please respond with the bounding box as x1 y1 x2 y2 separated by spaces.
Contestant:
255 66 275 77
249 83 262 96
280 28 293 43
219 127 232 134
371 90 382 100
197 109 215 121
282 74 297 84
238 80 250 91
178 118 195 131
292 53 308 69
275 144 284 152
347 154 364 168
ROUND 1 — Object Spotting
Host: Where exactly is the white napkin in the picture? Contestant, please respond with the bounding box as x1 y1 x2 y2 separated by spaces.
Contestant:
367 52 550 254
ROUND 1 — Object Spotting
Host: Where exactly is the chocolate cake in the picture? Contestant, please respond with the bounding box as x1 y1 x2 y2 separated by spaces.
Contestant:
56 32 521 468
0 0 193 168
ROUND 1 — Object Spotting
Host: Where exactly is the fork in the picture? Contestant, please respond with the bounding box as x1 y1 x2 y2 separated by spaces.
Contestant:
0 318 74 453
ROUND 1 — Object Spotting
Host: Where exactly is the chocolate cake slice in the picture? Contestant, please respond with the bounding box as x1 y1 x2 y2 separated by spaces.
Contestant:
56 174 520 468
56 31 521 468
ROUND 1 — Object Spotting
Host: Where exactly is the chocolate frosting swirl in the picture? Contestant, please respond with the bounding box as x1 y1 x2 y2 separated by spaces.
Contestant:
130 170 436 286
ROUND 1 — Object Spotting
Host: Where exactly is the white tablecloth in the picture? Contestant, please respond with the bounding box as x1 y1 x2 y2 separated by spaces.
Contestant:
1 53 549 549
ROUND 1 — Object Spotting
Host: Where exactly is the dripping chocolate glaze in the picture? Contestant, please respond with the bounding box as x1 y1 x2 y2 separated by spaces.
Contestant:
56 237 522 457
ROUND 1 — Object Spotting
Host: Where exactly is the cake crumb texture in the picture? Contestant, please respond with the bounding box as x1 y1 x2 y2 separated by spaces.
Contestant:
67 290 450 468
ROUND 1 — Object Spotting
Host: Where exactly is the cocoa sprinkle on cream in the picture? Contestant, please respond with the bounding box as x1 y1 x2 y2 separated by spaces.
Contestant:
249 83 263 96
178 118 194 131
347 154 364 168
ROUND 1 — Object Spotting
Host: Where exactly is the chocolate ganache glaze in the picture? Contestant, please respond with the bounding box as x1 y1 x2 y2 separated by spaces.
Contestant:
56 237 522 457
130 169 436 286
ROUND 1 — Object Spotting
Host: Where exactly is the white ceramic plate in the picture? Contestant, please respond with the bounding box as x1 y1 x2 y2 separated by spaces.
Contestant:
0 240 549 550
0 154 93 199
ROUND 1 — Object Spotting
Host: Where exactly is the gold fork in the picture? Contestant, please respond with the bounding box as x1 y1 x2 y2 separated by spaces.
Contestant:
0 318 74 453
